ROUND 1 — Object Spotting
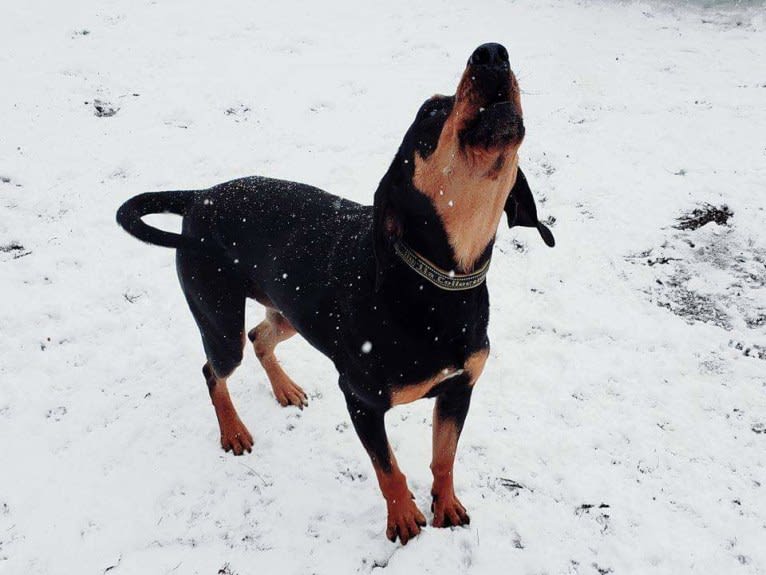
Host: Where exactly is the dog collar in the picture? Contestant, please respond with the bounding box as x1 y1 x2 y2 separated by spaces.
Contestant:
393 241 490 291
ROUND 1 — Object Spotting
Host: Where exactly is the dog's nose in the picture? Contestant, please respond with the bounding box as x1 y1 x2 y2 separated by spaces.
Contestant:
469 43 509 67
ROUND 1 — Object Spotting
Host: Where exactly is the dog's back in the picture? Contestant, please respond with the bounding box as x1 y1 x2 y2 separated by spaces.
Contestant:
172 176 376 361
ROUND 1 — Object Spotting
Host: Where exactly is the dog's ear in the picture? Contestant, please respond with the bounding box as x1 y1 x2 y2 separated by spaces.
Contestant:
504 167 555 247
372 161 403 291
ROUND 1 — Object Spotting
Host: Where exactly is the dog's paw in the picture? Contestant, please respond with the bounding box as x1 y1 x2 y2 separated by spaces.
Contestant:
385 497 427 545
220 419 254 455
431 491 470 528
273 380 309 410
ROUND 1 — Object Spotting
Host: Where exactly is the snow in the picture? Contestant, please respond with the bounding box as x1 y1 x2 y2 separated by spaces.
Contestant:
1 0 765 574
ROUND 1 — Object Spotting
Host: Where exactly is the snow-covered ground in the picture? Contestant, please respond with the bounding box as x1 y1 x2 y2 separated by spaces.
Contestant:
1 1 765 573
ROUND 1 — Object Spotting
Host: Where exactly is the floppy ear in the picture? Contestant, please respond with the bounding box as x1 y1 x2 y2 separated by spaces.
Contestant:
372 161 403 291
504 167 555 247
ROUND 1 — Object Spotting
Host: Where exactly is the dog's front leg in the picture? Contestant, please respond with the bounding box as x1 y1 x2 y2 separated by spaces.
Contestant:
343 392 426 544
430 349 487 527
431 382 474 528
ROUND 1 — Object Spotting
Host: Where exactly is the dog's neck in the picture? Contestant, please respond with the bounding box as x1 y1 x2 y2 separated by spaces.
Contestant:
395 203 496 282
393 239 491 291
412 143 517 273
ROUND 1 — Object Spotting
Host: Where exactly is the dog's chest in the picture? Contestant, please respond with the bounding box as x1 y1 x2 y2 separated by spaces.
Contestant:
389 348 487 406
390 366 465 406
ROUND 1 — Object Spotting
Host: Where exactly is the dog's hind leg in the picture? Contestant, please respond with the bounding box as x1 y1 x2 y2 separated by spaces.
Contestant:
248 309 308 409
177 250 253 455
203 363 253 455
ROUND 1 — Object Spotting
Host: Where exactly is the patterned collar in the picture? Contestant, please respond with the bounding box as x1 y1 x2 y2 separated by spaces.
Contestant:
393 240 490 291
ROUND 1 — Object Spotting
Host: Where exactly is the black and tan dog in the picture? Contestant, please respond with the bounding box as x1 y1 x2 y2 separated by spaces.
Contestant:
117 42 554 544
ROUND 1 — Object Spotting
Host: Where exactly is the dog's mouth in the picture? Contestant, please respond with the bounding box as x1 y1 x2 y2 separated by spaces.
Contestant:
453 43 524 150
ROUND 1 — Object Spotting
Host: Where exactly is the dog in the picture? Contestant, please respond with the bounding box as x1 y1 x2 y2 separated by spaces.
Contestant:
116 42 554 545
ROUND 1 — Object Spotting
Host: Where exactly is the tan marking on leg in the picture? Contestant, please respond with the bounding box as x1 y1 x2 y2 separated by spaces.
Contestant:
371 448 426 545
430 413 469 527
249 309 307 409
430 348 488 526
203 363 253 455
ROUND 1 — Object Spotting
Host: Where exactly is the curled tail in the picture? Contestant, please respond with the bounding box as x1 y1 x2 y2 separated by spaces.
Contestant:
116 190 201 250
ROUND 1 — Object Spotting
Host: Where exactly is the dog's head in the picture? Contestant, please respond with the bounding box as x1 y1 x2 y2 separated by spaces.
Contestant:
374 43 554 287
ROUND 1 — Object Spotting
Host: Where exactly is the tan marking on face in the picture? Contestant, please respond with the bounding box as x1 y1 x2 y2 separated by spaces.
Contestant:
414 151 518 272
413 68 523 272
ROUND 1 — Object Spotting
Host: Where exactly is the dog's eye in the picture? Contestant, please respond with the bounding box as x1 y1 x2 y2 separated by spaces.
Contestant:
421 104 448 121
417 105 436 119
418 96 449 119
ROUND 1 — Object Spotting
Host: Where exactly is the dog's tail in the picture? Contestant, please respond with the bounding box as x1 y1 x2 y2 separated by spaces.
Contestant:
116 190 201 250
